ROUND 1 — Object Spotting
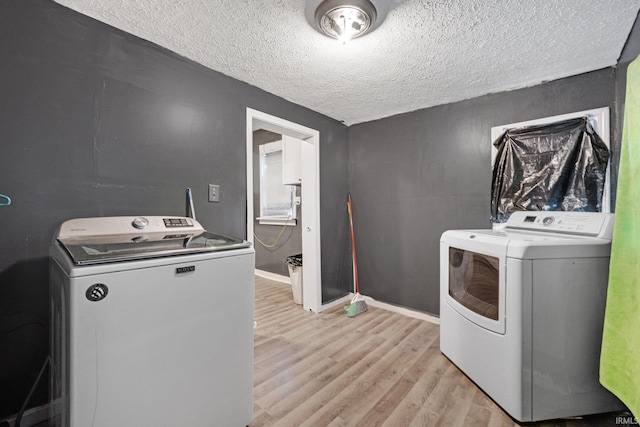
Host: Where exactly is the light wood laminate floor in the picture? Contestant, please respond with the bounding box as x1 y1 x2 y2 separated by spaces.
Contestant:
250 276 627 427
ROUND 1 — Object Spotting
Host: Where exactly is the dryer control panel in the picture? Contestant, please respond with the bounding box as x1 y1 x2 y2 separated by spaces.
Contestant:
505 211 614 239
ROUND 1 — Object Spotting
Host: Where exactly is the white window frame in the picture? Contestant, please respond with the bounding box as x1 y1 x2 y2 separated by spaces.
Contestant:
490 107 611 213
257 140 297 226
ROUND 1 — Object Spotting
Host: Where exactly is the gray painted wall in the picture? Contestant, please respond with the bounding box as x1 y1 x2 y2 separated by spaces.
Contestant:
252 130 303 277
348 68 617 315
0 0 349 418
2 0 638 420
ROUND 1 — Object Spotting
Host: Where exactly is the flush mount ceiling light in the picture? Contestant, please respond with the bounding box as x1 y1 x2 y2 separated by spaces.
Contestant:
314 0 378 41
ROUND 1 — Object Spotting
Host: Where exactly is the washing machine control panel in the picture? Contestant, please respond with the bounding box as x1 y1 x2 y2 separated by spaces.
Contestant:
505 211 613 237
162 218 195 228
58 216 205 240
131 216 196 231
132 216 150 229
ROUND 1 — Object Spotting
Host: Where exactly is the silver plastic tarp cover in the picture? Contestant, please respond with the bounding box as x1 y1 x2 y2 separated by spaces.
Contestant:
490 117 609 224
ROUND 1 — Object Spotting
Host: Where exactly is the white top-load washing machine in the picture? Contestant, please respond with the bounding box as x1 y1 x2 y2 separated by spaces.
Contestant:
440 211 624 422
49 216 255 427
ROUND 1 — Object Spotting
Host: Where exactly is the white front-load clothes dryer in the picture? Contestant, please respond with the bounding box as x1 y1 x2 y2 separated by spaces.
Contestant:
49 216 255 427
440 211 624 422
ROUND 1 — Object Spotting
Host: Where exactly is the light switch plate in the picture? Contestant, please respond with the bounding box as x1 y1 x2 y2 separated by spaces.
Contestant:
208 184 220 202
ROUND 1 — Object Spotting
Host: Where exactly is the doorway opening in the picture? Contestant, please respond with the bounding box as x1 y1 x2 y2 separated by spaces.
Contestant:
246 108 322 313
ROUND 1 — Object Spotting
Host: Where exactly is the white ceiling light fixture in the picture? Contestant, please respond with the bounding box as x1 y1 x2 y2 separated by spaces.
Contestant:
314 0 378 42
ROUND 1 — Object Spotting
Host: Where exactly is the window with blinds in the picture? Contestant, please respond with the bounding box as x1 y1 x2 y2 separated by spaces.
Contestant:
258 140 296 225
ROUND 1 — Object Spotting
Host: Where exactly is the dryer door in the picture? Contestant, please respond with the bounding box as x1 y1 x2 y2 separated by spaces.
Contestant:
440 231 508 334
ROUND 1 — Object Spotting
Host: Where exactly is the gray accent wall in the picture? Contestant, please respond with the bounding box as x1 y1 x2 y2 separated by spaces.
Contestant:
0 0 349 418
2 0 638 421
348 69 616 315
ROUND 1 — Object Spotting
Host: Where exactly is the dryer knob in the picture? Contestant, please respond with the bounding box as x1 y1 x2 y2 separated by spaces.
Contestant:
542 216 555 226
132 217 150 229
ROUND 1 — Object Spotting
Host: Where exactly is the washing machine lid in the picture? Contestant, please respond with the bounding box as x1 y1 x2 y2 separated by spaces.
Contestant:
56 216 251 265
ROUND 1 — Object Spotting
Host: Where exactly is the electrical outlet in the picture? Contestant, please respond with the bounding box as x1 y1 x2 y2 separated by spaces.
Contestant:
208 184 220 202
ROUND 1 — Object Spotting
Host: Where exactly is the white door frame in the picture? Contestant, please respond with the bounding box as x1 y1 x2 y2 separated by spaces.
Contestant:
246 108 322 313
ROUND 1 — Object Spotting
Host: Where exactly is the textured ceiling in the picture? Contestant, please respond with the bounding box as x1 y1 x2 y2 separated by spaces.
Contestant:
54 0 640 126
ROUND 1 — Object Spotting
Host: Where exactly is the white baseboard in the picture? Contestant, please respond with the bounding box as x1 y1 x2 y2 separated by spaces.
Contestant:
254 269 291 284
320 294 353 311
256 271 440 325
366 296 440 324
327 293 440 324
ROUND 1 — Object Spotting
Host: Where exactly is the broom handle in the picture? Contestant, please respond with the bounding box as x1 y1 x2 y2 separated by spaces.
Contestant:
348 194 359 294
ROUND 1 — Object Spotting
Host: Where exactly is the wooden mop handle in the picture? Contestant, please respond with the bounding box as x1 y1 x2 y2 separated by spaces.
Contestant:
347 194 359 294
